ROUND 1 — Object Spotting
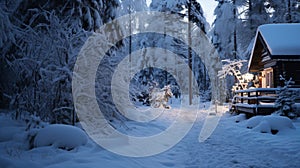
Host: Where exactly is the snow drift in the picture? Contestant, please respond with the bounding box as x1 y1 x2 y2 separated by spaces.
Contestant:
34 124 88 150
246 115 295 134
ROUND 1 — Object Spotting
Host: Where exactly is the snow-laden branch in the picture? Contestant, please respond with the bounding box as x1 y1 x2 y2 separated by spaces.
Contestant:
217 59 247 79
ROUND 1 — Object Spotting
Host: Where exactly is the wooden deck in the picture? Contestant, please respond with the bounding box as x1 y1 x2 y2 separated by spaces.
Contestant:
231 88 279 116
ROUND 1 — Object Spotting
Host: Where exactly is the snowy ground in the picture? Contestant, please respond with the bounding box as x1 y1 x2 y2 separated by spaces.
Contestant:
1 102 300 168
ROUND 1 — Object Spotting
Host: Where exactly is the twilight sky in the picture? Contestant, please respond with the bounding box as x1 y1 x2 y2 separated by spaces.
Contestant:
197 0 218 26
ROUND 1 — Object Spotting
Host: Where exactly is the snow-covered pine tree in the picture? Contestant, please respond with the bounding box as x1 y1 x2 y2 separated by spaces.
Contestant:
211 0 274 60
185 0 210 100
235 0 271 59
211 0 243 99
275 75 298 119
117 0 148 16
151 0 208 32
149 0 211 101
93 0 150 122
268 0 300 23
0 0 120 124
211 0 238 60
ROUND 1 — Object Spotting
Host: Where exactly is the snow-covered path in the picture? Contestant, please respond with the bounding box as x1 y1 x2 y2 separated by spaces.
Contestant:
1 105 300 168
123 107 300 168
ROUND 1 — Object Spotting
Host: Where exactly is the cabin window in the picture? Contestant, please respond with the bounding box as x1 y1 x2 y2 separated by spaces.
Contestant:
264 68 273 88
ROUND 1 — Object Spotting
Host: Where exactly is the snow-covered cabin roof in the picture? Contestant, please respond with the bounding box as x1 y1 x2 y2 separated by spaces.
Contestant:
248 23 300 72
258 23 300 56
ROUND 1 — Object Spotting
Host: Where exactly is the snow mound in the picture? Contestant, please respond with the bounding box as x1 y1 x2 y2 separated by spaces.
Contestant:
0 157 15 168
34 124 88 150
0 115 24 142
0 126 23 142
246 116 295 134
235 114 246 123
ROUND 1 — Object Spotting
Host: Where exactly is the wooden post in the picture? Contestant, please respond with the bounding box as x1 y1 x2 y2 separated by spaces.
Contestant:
256 91 259 106
248 92 250 104
241 92 243 104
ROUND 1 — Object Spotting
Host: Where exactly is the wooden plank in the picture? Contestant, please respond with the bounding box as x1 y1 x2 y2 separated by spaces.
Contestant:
235 106 255 114
232 103 277 115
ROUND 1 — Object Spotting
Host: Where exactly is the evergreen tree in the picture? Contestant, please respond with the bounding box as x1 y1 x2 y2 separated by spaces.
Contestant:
235 0 270 58
0 0 120 124
148 0 211 100
275 76 299 119
211 0 237 60
268 0 300 23
150 0 208 32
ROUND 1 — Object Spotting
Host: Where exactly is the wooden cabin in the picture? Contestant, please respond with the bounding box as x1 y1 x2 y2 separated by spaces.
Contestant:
248 23 300 88
232 23 300 116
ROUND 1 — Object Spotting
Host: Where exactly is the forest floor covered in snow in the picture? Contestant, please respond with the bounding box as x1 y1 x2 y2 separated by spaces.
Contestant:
1 102 300 168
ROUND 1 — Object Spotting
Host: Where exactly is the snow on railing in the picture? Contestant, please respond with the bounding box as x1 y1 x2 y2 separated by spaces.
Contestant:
231 87 300 115
234 88 280 93
231 88 279 115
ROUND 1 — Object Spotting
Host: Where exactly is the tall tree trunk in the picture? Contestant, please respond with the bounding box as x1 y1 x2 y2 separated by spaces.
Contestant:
188 0 193 105
233 0 237 59
286 0 292 22
248 0 253 31
128 1 132 62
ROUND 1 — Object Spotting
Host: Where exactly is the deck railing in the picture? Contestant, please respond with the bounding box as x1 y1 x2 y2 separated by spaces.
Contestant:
234 88 279 104
231 88 300 116
231 88 279 115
